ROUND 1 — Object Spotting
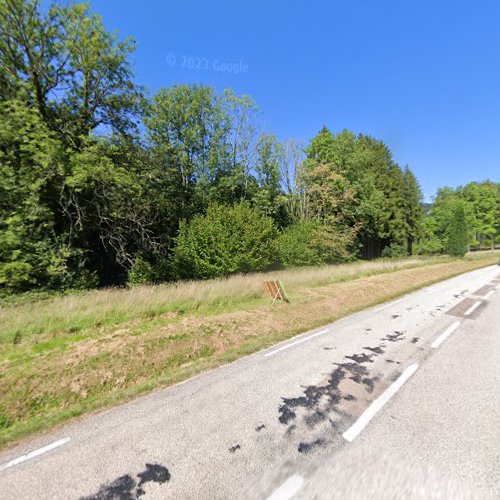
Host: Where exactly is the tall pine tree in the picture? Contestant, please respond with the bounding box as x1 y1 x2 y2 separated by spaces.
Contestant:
447 204 468 257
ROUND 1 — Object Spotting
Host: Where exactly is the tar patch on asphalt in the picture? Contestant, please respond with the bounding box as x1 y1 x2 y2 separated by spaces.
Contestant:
277 344 390 453
382 331 405 342
447 298 488 319
446 298 475 317
464 301 487 319
472 284 494 297
298 438 326 453
81 463 170 500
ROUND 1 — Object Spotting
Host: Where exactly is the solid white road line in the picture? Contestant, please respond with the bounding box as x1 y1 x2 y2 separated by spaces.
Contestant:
431 321 461 349
342 363 419 443
373 298 403 313
0 438 70 473
266 474 305 500
464 300 482 316
264 329 329 358
485 290 495 300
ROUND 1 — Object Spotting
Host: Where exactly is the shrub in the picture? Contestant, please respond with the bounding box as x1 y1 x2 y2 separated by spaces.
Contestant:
277 220 356 267
172 203 278 279
127 256 156 286
381 243 408 259
414 236 443 255
277 221 324 267
312 223 356 264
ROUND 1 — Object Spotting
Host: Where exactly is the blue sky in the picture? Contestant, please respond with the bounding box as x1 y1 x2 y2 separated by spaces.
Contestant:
90 0 499 201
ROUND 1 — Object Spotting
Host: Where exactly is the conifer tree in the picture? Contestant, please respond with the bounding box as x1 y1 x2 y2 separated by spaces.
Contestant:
447 204 468 257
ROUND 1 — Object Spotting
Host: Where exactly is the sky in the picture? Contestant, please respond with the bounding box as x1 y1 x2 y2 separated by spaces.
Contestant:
89 0 500 201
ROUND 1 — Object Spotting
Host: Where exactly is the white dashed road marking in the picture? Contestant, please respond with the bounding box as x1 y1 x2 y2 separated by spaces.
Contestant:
464 300 482 316
342 364 419 442
264 329 329 357
373 298 403 313
0 438 70 472
431 321 461 349
266 474 305 500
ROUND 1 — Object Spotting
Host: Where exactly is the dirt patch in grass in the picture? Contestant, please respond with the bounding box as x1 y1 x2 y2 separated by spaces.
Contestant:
0 255 496 448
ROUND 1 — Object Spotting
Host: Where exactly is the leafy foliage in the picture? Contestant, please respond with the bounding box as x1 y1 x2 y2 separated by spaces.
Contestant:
1 0 497 296
277 221 324 268
419 181 499 254
303 128 423 259
172 203 278 279
381 244 408 259
127 256 156 286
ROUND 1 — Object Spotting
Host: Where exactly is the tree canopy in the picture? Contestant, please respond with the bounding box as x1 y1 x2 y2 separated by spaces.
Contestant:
1 0 498 294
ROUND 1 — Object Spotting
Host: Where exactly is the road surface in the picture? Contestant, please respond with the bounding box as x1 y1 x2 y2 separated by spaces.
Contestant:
1 265 499 499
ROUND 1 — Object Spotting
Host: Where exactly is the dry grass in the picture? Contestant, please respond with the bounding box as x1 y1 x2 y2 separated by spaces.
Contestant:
0 252 497 448
0 255 460 344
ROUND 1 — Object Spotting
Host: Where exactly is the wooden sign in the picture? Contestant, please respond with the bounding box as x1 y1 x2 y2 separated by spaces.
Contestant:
262 280 289 305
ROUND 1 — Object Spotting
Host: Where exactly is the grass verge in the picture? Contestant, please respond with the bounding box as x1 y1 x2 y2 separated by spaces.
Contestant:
0 252 498 449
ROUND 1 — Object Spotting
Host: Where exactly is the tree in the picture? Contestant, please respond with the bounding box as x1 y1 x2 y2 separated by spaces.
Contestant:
420 181 500 255
280 138 306 219
277 221 324 268
223 89 260 200
0 98 87 293
277 219 354 268
145 84 231 211
0 0 152 290
447 204 468 257
401 167 424 254
61 137 160 281
419 187 462 253
302 127 423 258
462 181 499 249
0 0 142 146
253 133 287 225
302 161 354 224
415 216 444 254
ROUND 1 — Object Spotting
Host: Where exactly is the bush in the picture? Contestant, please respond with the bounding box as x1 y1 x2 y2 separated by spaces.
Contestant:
277 220 355 267
127 256 156 286
414 236 443 255
172 203 278 279
381 243 408 259
277 221 325 267
313 223 356 264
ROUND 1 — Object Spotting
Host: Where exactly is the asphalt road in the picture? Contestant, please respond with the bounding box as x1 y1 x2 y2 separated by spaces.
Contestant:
1 265 499 499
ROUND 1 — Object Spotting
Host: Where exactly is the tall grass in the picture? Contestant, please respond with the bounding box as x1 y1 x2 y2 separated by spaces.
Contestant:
0 254 490 344
0 252 498 448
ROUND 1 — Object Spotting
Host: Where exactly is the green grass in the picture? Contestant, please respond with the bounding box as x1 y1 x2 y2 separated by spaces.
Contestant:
0 252 498 449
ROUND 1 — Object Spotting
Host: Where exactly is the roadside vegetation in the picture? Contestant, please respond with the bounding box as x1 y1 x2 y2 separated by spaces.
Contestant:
0 256 459 343
1 1 499 448
2 1 499 298
0 252 498 447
